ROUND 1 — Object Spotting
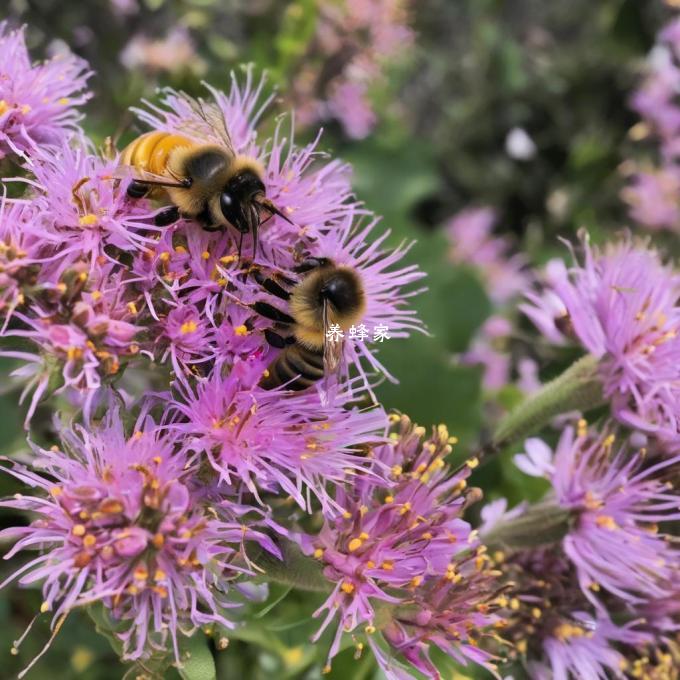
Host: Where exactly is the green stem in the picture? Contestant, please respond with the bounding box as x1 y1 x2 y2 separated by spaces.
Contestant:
489 354 604 455
482 500 572 550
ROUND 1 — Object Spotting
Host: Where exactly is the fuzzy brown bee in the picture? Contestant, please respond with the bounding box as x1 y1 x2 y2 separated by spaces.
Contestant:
251 258 366 391
119 94 290 256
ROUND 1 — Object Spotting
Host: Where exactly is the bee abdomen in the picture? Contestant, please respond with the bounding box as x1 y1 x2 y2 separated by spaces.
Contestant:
120 131 194 176
261 343 324 390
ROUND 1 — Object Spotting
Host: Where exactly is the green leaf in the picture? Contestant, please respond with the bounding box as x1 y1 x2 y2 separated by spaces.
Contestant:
251 538 329 593
178 633 217 680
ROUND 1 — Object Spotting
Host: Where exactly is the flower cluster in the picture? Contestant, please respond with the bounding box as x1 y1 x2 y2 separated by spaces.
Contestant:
0 28 495 679
0 23 91 160
523 233 680 447
447 207 538 401
0 406 283 672
622 16 680 231
301 414 505 679
482 422 680 678
290 0 414 138
446 207 529 305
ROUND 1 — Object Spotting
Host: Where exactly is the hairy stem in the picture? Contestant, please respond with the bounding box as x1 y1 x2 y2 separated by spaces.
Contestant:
488 354 604 456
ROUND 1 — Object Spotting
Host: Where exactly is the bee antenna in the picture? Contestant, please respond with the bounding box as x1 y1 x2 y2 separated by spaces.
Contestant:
237 231 244 263
258 198 294 226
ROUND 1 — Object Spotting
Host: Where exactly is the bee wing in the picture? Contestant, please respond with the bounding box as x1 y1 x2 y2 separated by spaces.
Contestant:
110 165 189 189
322 298 344 376
175 91 236 155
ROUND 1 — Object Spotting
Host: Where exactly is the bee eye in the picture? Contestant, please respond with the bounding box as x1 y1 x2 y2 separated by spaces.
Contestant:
220 192 233 217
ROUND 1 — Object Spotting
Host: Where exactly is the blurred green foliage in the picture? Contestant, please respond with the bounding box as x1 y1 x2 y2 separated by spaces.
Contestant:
0 0 671 677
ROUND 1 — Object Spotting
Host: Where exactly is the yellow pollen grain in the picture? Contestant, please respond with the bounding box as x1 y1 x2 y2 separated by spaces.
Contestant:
220 255 237 264
381 561 394 571
517 639 528 654
365 624 376 634
531 608 542 619
79 214 98 227
348 538 363 552
391 465 402 477
466 457 479 469
596 515 618 530
152 533 165 549
72 524 86 537
154 569 166 582
399 502 412 515
234 325 248 336
366 560 376 569
180 320 198 334
201 251 210 260
410 576 423 587
509 598 520 610
384 495 394 504
342 511 351 519
58 97 70 105
83 534 96 548
134 566 148 581
422 531 433 540
340 581 355 594
0 100 8 115
174 245 187 254
313 548 324 559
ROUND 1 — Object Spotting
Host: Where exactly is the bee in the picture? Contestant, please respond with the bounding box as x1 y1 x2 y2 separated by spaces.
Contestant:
250 258 366 391
119 93 291 256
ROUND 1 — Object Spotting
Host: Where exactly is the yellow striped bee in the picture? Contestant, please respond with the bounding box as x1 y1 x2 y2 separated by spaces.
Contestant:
119 93 290 256
251 258 366 391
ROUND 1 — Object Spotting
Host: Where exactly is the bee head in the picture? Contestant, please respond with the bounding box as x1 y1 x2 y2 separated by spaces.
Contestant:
219 172 265 235
319 268 365 321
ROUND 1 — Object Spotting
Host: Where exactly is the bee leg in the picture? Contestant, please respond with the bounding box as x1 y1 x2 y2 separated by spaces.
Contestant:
264 329 287 348
252 301 295 325
127 180 150 199
293 257 331 273
154 206 180 227
251 269 291 301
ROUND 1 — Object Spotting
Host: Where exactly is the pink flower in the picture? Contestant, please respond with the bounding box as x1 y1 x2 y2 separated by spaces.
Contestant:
0 23 91 159
303 415 502 678
0 404 281 671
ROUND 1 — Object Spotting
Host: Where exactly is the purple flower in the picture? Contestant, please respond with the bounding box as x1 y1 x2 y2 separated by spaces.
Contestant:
157 302 214 382
0 404 281 672
2 262 144 425
522 234 680 444
621 166 680 232
0 195 45 329
515 424 680 609
458 315 513 390
167 358 388 514
303 414 502 678
496 546 649 680
24 141 156 265
0 23 91 159
290 0 414 138
446 207 529 305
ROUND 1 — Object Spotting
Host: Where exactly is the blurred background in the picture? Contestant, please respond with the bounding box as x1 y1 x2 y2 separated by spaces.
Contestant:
0 0 673 677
